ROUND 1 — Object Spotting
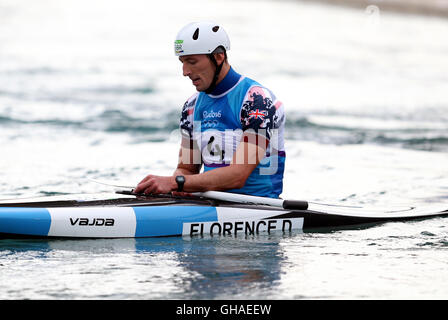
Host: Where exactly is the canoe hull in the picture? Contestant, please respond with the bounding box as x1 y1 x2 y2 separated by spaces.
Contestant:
0 204 301 238
1 196 447 239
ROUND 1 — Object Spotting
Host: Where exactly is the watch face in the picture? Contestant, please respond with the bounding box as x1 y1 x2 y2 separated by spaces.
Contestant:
176 176 185 192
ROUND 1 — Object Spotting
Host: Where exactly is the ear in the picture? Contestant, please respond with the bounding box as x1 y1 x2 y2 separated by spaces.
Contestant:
213 52 226 65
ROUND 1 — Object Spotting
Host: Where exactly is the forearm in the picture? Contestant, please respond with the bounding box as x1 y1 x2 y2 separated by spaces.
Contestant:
180 135 265 192
173 167 197 176
135 136 265 195
182 164 254 192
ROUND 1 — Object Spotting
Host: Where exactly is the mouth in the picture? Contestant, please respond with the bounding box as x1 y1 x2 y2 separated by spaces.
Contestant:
191 77 201 86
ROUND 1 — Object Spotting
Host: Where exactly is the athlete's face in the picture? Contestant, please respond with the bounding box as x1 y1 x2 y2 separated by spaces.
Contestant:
179 54 215 92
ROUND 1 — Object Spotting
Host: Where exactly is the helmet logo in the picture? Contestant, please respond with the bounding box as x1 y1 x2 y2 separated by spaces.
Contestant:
175 40 184 54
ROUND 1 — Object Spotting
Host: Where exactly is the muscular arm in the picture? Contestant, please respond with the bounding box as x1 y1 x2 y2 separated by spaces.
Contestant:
181 132 267 192
134 132 267 194
173 136 202 176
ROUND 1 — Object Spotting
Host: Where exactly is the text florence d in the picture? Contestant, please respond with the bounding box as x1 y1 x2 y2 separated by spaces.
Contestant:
183 218 303 236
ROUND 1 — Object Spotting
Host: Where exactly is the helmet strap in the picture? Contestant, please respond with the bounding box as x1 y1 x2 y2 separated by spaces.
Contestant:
205 54 224 94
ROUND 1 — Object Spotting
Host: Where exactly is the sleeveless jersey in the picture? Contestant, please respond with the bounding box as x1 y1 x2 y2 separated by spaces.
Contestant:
179 67 286 198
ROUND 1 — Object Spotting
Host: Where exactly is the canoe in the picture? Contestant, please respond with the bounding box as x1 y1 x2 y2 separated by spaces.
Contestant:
0 192 447 239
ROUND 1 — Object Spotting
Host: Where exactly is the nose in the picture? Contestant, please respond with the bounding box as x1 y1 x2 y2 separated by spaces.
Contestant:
182 63 191 77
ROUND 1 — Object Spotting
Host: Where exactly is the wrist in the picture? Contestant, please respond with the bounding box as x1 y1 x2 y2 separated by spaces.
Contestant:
171 176 178 192
175 175 186 192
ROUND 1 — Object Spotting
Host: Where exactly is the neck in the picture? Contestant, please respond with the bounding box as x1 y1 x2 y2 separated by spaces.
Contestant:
208 65 241 96
215 62 230 85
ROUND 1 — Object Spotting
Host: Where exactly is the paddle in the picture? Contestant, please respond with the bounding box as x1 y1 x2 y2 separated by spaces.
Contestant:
116 189 309 210
194 191 308 210
88 178 309 210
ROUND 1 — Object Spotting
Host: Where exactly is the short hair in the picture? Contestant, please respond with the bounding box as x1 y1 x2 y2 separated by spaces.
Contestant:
211 46 228 61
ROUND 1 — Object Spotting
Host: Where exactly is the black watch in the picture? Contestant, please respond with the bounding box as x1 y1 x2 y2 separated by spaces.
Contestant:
175 175 186 192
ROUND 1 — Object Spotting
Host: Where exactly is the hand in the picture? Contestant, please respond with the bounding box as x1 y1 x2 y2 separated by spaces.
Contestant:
134 175 176 195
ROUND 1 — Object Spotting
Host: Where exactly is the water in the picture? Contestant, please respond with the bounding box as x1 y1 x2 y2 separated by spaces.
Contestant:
0 0 448 299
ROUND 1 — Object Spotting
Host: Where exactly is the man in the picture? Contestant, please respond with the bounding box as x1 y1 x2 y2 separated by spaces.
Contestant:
135 21 286 198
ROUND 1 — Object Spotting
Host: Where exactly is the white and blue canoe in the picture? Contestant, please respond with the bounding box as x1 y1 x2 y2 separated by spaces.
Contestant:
0 191 447 239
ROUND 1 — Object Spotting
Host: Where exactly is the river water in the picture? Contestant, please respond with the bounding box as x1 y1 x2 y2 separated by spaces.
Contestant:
0 0 448 299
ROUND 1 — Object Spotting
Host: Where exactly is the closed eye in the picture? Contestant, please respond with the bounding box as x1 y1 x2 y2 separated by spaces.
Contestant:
179 57 198 65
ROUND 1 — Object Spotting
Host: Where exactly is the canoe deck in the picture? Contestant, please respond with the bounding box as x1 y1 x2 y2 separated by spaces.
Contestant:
0 194 447 239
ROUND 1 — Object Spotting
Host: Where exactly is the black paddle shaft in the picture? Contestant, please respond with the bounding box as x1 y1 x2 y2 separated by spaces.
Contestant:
282 200 309 210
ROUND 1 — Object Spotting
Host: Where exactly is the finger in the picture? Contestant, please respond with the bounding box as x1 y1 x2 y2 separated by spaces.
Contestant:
138 174 153 185
143 181 157 195
134 183 145 193
135 179 153 194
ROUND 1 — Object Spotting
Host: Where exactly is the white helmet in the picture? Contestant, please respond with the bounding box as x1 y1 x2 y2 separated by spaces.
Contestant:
174 21 230 56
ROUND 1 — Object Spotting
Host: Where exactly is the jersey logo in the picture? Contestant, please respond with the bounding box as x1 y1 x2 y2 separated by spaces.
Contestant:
248 109 267 120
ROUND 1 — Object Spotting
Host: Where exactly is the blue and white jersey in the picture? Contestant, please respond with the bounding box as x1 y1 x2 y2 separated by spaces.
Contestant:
180 67 286 198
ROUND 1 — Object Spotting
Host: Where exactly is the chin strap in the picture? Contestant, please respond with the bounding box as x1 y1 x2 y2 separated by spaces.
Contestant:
205 54 224 94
